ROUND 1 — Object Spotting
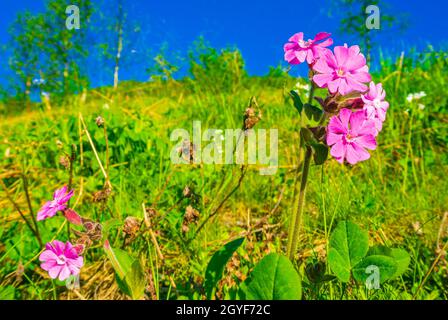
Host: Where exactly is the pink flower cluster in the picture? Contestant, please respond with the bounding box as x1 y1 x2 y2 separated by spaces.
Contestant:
37 186 85 280
284 32 389 165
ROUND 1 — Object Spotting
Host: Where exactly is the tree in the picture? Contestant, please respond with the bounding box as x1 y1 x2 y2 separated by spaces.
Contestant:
329 0 408 63
7 0 93 107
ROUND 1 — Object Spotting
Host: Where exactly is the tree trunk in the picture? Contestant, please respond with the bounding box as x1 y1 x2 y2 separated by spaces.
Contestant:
113 0 124 90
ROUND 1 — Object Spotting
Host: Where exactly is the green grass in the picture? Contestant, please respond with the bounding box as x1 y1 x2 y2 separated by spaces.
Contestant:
0 48 447 300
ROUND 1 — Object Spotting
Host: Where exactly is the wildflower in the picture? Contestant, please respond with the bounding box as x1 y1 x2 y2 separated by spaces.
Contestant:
361 81 389 132
37 186 74 221
418 104 425 110
284 32 333 65
406 91 426 103
295 81 311 92
39 240 84 281
313 45 371 95
326 108 377 165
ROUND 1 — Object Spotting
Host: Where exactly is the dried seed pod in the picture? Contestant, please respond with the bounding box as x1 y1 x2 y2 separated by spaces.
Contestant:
59 155 70 169
92 187 111 203
82 218 103 241
123 216 141 237
243 96 262 130
95 116 104 127
183 185 192 198
184 205 200 222
181 224 190 233
145 207 158 219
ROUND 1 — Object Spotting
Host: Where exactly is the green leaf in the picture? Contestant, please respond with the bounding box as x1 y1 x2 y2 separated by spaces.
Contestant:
104 241 146 299
300 127 316 145
289 90 303 113
311 142 329 165
353 255 398 284
328 221 369 282
238 253 302 300
368 246 410 278
303 103 323 123
204 237 244 299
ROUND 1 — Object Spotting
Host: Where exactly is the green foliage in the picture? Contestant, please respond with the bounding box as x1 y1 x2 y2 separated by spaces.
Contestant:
329 221 411 285
188 37 246 93
104 242 147 299
352 255 397 284
238 253 302 300
367 246 411 278
204 237 244 299
328 221 369 282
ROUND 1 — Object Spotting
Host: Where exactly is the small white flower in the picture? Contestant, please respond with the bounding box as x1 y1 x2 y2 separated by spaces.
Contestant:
295 82 310 92
406 91 426 102
418 104 425 110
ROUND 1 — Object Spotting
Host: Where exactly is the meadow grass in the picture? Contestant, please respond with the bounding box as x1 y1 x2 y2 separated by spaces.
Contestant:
0 48 447 300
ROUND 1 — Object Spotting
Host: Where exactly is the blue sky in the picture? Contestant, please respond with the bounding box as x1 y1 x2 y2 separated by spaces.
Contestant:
1 0 447 90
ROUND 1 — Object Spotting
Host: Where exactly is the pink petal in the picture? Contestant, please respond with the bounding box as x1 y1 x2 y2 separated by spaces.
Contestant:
41 260 57 271
295 50 307 63
355 135 377 150
48 265 62 279
345 76 368 93
351 71 372 83
314 32 331 41
289 32 303 43
339 108 352 128
58 265 71 281
330 141 346 158
328 78 341 94
313 73 333 88
39 250 58 262
345 144 362 164
334 46 349 66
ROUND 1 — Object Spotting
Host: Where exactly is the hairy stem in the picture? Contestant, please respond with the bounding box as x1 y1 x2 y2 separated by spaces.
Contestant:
286 82 315 260
287 146 312 261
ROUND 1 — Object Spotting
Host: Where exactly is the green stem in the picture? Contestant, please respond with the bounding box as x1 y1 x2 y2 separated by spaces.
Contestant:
287 146 312 261
286 81 315 261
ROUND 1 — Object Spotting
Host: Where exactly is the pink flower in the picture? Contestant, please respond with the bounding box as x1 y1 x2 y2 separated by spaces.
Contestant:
361 81 389 132
39 240 84 281
284 32 333 65
326 108 377 165
37 186 74 221
313 45 371 95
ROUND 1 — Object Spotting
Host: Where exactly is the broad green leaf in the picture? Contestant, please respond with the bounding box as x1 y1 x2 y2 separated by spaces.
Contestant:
289 90 303 113
328 221 369 282
303 103 323 124
368 246 410 279
238 253 302 300
311 142 329 165
204 237 244 299
104 240 146 299
353 255 398 284
300 127 316 145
